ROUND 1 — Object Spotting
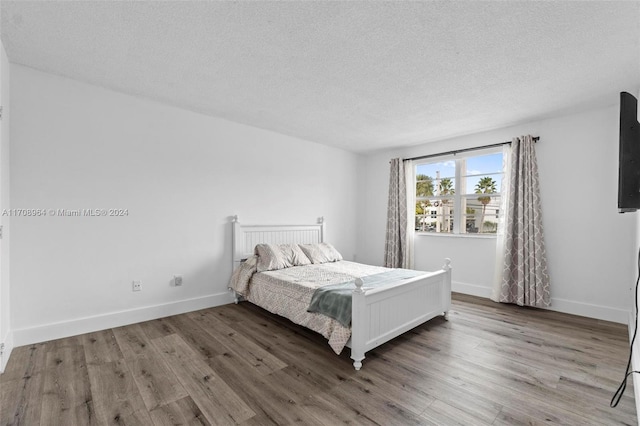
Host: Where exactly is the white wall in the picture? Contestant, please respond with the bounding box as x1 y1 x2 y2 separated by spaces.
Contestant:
0 40 12 372
6 63 637 358
9 65 360 346
631 90 640 418
358 104 638 323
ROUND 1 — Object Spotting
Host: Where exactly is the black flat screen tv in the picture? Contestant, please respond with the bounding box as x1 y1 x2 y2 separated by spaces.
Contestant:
618 91 640 213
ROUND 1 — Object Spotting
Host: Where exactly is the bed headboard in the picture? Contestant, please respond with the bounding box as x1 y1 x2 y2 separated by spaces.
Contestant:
232 215 325 270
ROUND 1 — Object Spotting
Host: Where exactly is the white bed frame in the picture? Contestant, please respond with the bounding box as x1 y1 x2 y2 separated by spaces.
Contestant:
231 216 451 370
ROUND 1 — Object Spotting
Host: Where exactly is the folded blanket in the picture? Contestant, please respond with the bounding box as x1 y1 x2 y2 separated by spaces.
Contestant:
307 269 426 327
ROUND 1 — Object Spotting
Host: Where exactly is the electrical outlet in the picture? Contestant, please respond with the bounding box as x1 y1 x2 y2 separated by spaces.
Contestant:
132 280 142 292
174 275 183 286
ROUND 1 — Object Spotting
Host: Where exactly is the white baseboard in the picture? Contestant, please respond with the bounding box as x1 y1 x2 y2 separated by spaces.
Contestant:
12 291 234 348
452 280 492 299
452 284 628 324
546 297 628 324
0 330 14 373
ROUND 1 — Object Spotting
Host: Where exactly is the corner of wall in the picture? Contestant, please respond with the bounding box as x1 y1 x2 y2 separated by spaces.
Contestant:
0 35 11 375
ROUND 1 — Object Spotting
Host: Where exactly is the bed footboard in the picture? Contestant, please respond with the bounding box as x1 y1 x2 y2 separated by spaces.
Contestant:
350 258 452 370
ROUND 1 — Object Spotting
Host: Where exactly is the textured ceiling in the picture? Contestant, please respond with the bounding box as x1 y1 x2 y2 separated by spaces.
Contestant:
1 1 639 153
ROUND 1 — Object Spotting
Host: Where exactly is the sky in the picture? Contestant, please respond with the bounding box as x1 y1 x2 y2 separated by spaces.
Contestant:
416 152 503 194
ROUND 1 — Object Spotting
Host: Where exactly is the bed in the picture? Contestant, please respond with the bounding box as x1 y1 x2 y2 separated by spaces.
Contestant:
228 216 452 370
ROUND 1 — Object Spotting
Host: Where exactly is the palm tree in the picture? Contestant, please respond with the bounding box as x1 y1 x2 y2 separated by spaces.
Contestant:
439 178 454 196
416 174 434 197
439 178 454 231
475 177 497 233
415 174 434 229
416 174 433 231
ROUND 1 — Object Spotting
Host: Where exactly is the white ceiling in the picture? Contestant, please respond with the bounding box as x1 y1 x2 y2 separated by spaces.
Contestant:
1 1 639 154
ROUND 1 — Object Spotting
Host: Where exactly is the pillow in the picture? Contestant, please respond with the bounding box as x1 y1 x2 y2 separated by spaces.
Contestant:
281 244 312 267
299 242 343 264
254 244 311 272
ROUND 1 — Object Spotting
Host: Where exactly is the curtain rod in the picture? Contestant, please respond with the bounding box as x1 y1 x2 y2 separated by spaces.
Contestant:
403 136 539 162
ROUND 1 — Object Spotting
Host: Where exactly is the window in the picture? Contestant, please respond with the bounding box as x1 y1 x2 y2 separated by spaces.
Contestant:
414 149 503 234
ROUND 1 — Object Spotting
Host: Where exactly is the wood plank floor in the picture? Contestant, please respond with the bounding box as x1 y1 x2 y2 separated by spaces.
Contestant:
1 293 636 425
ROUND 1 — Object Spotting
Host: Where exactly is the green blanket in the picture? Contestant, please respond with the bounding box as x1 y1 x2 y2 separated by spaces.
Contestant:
307 269 426 327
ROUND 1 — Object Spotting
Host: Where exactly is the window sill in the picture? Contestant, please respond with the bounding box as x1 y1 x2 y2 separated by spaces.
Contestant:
415 232 497 239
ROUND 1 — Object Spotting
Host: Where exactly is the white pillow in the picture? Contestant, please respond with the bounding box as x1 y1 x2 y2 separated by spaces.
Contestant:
279 244 312 267
254 244 311 272
299 242 343 264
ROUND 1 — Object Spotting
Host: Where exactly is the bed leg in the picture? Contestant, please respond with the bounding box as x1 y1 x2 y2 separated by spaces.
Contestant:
228 288 240 304
443 311 449 320
351 349 365 371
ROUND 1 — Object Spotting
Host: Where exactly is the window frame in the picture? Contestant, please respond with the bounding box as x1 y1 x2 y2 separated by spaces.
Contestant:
413 147 503 236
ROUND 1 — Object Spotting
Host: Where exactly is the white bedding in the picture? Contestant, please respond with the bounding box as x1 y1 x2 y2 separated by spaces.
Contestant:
230 260 389 354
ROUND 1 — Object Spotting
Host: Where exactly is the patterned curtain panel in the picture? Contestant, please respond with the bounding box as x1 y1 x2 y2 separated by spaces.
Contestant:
498 136 550 307
384 158 408 268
